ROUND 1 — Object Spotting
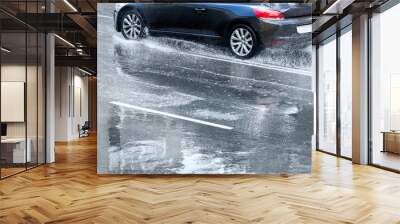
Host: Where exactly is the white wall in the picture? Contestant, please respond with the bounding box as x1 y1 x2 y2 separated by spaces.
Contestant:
1 65 36 138
1 63 47 164
71 73 89 138
55 66 69 141
55 67 89 141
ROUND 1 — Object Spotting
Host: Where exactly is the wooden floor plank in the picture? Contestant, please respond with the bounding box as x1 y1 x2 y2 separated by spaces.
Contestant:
1 135 400 223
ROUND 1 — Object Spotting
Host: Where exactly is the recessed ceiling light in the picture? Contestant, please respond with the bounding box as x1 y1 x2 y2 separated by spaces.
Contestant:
1 47 11 53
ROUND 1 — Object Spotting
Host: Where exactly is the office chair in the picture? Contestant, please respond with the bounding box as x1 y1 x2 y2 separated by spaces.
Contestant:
79 121 90 138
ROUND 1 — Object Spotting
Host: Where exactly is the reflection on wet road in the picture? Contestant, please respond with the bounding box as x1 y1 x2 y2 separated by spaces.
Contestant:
98 5 313 174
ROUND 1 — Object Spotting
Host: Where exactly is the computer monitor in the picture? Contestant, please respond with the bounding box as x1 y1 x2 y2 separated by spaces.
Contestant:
1 123 7 137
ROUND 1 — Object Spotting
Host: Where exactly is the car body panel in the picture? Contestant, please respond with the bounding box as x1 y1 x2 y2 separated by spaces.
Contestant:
114 3 311 49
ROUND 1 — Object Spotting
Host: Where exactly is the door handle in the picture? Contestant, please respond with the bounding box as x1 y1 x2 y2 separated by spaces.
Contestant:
194 8 207 12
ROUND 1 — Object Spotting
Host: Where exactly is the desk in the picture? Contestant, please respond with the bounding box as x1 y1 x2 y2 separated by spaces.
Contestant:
382 131 400 154
1 138 31 163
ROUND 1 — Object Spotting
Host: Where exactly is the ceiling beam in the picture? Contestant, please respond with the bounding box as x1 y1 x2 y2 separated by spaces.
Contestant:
322 0 356 14
67 13 97 46
55 55 96 72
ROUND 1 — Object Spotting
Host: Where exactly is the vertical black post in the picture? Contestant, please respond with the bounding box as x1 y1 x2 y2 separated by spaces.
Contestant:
316 45 320 151
0 23 2 179
44 0 48 165
367 11 373 165
36 0 39 167
336 28 341 157
69 69 71 118
25 0 28 171
72 68 75 118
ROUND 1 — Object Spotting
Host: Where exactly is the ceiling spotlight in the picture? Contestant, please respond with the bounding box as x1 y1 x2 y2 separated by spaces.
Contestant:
76 48 85 55
54 34 75 48
78 67 93 76
322 0 354 15
1 47 11 53
63 0 78 12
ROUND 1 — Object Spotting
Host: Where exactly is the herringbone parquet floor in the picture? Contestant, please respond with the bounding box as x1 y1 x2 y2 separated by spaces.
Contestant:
1 135 400 224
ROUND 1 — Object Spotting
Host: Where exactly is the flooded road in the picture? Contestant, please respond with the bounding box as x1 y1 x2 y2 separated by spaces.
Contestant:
97 4 313 174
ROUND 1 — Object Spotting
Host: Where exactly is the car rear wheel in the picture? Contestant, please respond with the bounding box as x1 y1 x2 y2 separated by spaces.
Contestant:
121 11 145 40
229 25 257 58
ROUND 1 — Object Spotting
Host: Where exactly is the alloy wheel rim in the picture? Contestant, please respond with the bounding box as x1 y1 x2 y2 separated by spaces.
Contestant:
230 28 253 57
122 14 142 39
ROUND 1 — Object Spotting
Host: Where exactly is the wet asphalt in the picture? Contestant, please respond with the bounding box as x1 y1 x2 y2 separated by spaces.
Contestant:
97 4 313 174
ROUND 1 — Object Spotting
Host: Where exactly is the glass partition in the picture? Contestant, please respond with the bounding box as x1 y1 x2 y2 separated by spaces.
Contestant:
339 27 352 158
0 1 46 179
317 36 337 154
371 4 400 171
0 31 28 177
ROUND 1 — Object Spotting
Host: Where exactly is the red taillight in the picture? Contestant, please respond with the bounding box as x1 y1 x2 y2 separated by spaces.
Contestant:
253 8 284 20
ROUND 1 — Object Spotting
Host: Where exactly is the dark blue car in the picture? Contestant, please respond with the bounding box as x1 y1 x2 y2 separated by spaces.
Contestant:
114 3 311 58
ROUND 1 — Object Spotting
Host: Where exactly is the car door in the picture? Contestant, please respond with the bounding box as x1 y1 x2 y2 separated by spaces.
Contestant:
142 3 188 33
179 3 231 38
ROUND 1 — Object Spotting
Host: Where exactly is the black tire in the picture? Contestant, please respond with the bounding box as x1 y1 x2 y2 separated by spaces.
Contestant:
120 10 145 40
228 24 258 59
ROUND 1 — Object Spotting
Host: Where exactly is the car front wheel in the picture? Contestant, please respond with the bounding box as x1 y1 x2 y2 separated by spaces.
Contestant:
121 11 145 40
229 25 258 58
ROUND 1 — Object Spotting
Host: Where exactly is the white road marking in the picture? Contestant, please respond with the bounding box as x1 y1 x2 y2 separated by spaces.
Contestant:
110 101 234 130
98 15 113 19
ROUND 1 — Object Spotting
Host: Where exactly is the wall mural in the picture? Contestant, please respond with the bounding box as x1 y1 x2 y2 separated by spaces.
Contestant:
98 3 313 174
